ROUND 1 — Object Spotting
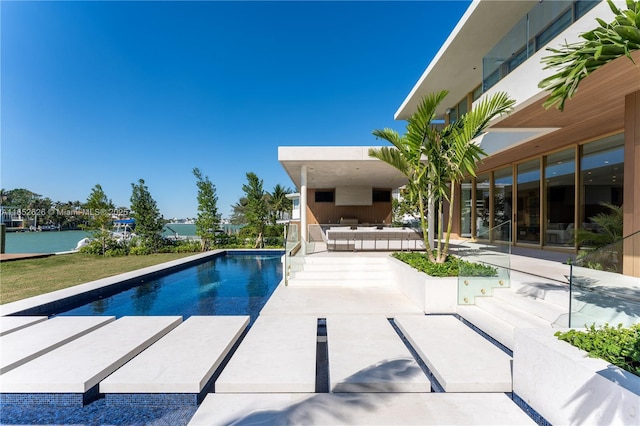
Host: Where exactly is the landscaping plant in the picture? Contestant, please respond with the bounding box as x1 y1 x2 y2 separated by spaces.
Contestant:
370 90 514 264
555 323 640 377
539 0 640 111
392 252 497 278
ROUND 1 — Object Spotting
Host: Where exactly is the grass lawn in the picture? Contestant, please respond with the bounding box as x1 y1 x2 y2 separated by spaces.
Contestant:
0 252 197 304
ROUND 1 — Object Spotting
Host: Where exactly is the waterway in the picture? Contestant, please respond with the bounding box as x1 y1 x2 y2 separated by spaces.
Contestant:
3 224 201 254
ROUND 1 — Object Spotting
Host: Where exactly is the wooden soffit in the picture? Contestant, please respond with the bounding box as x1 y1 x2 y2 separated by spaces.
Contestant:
478 50 640 172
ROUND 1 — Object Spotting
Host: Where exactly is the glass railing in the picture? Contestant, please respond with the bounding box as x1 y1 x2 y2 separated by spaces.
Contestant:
457 221 512 305
565 230 640 327
482 0 598 92
283 223 301 286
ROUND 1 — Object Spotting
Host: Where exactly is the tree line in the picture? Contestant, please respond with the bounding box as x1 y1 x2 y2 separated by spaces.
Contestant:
1 169 293 255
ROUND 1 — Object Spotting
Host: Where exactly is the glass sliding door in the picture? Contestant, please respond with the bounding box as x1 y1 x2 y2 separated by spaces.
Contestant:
461 178 472 238
517 159 541 244
545 149 575 247
580 135 624 235
475 173 491 238
493 167 513 242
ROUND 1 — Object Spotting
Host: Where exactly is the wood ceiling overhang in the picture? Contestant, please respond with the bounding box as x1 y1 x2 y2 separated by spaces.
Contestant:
478 50 640 173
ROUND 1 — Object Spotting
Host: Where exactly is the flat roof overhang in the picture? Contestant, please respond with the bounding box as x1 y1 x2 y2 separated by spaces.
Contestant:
278 146 409 190
478 50 640 171
395 0 539 120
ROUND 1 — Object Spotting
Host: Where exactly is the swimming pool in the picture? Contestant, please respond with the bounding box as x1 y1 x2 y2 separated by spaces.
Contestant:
55 252 283 321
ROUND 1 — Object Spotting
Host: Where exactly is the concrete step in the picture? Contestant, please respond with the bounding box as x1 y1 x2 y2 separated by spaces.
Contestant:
492 288 568 324
552 311 598 328
189 393 535 425
293 270 392 281
287 278 392 288
302 256 390 265
260 286 424 317
326 315 430 393
0 316 115 374
571 298 640 328
0 316 47 336
509 271 571 307
456 305 516 350
394 315 512 392
474 297 554 329
289 255 393 286
100 316 249 403
299 263 390 272
215 315 317 393
0 316 182 405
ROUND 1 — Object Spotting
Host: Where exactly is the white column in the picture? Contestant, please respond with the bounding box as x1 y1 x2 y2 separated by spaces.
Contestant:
300 165 308 253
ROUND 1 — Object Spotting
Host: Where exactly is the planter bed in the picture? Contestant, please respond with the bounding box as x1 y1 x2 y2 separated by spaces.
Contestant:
513 327 640 425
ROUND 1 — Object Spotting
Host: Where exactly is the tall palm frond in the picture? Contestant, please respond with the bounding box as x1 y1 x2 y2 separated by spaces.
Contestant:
372 90 514 263
539 0 640 110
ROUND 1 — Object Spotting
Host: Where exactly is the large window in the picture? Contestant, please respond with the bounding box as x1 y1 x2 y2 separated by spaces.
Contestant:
581 135 624 233
461 178 473 238
545 149 575 246
493 167 513 242
476 173 491 238
517 159 541 244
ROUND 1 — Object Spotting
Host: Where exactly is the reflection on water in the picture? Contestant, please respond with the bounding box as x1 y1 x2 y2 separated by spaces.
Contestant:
58 253 283 322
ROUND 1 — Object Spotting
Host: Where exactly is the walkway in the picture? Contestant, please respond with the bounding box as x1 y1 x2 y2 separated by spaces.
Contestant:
0 253 54 262
1 246 638 425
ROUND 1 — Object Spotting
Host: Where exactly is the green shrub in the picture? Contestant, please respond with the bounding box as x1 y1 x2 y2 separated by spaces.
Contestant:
79 237 128 256
458 260 499 277
555 323 640 377
129 245 152 256
391 252 497 278
169 240 201 253
264 236 284 247
104 247 129 257
214 234 241 247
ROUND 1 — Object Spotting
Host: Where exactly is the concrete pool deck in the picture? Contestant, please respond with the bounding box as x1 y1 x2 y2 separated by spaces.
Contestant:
1 247 638 425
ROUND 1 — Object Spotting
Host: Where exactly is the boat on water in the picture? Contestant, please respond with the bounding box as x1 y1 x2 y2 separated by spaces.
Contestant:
21 224 61 232
111 219 136 240
75 219 136 250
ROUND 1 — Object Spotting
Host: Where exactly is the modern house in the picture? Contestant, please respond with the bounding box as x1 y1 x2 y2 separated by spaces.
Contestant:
279 0 639 277
278 146 414 249
395 0 639 276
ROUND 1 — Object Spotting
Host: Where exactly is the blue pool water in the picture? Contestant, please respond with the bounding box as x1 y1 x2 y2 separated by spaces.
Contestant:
57 252 283 321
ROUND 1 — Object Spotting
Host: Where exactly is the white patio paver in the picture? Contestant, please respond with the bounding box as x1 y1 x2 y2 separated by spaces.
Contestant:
326 315 430 393
188 393 535 425
0 316 181 393
215 315 317 393
261 285 423 316
100 316 249 394
395 315 512 392
0 316 47 336
0 316 115 374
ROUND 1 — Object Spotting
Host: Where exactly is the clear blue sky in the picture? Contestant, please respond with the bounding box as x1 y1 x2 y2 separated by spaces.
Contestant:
2 0 470 219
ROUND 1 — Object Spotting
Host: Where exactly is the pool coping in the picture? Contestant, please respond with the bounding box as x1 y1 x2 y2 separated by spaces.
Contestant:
0 249 284 317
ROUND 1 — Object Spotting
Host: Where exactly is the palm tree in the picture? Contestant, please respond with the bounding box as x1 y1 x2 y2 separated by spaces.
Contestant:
370 90 514 263
268 184 292 224
575 202 623 249
574 202 624 272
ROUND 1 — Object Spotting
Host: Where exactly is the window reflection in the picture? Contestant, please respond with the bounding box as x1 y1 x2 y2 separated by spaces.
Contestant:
581 135 624 234
476 173 491 238
493 167 513 242
461 178 472 238
545 149 575 246
517 160 540 244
